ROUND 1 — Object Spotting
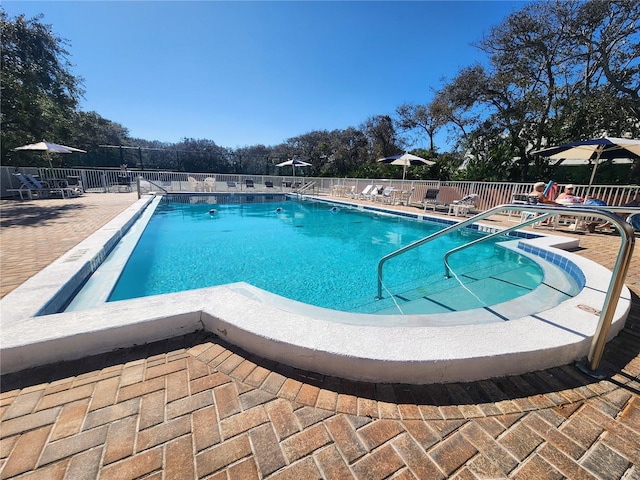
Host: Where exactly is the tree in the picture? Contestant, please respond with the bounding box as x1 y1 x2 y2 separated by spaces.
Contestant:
573 0 640 122
395 103 442 153
173 138 228 173
1 9 85 165
360 115 402 160
434 1 640 181
324 127 369 177
234 144 272 175
71 111 130 150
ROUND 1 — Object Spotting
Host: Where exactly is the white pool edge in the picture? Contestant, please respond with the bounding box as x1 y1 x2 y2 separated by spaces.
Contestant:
0 194 631 383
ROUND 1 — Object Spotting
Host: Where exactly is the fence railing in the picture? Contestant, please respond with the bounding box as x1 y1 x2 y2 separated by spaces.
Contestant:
1 166 638 209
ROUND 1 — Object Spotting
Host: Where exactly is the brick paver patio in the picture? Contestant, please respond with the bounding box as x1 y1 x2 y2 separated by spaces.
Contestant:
1 193 638 479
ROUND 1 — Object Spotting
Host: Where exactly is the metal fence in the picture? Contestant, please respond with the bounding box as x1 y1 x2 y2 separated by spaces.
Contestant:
1 166 638 209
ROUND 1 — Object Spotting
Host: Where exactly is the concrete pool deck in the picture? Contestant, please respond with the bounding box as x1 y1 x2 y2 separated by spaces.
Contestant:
1 192 639 478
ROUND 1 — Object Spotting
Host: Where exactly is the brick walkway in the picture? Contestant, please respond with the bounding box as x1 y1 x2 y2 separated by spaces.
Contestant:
1 193 639 479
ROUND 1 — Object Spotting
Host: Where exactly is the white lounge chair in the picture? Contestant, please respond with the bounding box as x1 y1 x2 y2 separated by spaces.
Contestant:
367 185 384 202
27 174 77 198
448 194 479 217
8 173 46 200
377 186 395 203
394 187 414 205
358 184 373 199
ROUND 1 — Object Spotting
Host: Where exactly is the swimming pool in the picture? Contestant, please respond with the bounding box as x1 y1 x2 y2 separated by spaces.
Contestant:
68 194 578 317
1 193 630 383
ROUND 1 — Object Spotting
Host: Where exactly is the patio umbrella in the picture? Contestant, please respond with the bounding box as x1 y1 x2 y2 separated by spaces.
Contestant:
378 152 435 180
531 136 640 197
13 141 87 169
276 158 311 177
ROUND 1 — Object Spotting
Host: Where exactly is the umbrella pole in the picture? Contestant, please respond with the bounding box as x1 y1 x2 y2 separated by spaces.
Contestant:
585 147 604 200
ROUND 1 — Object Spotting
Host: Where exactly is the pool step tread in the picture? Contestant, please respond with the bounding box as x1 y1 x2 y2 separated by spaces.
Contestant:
348 258 578 316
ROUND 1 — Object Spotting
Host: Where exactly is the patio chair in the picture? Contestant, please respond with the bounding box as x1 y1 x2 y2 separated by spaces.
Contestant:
507 193 530 221
203 177 216 192
226 181 238 190
377 186 395 203
367 185 384 202
447 194 479 217
188 176 203 193
65 176 84 195
245 179 255 189
519 194 560 229
393 187 414 205
27 174 78 198
358 184 373 199
420 188 442 211
265 181 274 190
7 173 47 200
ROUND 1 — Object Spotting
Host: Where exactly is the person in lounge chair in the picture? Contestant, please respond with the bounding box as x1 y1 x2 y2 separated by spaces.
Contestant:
556 184 583 204
529 181 560 205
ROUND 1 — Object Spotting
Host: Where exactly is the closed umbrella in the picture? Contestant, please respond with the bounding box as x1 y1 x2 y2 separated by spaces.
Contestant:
532 136 640 198
276 158 311 177
378 152 435 180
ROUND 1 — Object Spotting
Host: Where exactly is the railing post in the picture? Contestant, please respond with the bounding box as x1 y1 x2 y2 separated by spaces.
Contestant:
578 216 635 377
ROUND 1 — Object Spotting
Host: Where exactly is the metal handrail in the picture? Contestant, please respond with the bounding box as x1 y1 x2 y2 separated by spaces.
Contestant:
297 181 316 193
376 203 635 375
138 177 168 198
443 212 554 278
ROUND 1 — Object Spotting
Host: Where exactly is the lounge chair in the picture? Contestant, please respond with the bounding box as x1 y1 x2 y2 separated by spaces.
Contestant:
345 186 356 198
518 194 560 228
17 173 76 199
65 176 84 195
27 174 78 198
367 185 384 202
507 193 530 221
245 179 255 189
8 173 46 200
265 181 274 189
377 186 395 203
393 187 414 205
226 181 238 190
358 184 373 199
420 188 442 211
447 194 479 217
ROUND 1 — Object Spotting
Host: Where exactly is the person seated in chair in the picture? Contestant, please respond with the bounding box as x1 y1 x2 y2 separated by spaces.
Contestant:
556 184 583 204
529 182 560 205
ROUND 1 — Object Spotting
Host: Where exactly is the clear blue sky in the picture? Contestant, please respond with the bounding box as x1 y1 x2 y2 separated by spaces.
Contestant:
4 1 524 150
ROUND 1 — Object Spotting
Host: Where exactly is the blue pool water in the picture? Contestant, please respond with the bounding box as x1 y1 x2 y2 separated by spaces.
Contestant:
105 196 548 314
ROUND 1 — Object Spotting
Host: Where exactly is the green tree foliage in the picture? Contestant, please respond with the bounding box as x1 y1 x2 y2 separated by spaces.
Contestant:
395 103 443 154
429 0 639 182
1 10 84 164
360 115 402 160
